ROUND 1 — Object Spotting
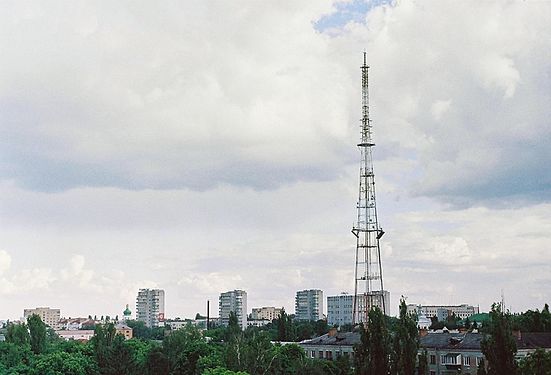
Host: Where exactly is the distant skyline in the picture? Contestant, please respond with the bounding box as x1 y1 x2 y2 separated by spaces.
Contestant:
1 1 550 320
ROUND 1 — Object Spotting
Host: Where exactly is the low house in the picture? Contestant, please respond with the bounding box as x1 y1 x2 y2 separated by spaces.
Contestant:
299 328 359 361
56 330 95 342
115 323 133 340
420 332 485 375
515 331 551 359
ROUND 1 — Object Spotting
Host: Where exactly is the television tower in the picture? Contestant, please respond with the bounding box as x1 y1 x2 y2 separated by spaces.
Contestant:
352 53 387 325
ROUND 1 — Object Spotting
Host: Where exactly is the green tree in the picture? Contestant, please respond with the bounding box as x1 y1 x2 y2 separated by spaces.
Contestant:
163 324 212 375
32 351 99 375
106 335 136 375
417 349 428 375
354 307 391 375
276 309 297 342
124 339 152 370
481 303 517 375
518 348 551 375
125 320 152 339
477 358 487 375
27 314 47 354
269 343 307 374
6 323 30 346
391 297 418 375
146 346 170 375
90 323 115 371
0 341 33 372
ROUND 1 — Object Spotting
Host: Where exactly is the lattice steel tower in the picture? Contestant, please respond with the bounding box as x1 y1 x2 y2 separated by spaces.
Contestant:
352 53 387 325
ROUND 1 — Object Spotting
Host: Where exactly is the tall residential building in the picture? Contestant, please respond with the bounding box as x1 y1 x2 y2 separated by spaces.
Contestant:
251 306 283 321
219 290 247 330
327 291 390 326
23 307 61 330
407 304 480 321
136 289 165 328
295 289 323 321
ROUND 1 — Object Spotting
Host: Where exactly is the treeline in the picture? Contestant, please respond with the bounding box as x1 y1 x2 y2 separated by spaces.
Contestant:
3 302 551 374
0 312 347 375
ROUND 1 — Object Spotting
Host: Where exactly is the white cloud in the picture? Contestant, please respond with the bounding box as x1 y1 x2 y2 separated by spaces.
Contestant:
430 99 452 122
0 250 11 275
0 1 550 319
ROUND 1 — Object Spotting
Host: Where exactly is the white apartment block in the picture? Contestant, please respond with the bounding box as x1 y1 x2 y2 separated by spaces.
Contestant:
251 306 282 321
136 289 165 328
295 289 323 321
407 304 480 321
219 290 247 330
23 307 61 330
327 291 390 326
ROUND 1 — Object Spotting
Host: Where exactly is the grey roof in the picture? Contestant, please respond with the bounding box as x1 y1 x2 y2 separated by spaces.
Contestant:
300 332 361 347
420 332 484 351
516 332 551 349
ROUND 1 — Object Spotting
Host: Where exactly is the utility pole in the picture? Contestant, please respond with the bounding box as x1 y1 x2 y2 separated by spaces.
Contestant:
352 53 387 325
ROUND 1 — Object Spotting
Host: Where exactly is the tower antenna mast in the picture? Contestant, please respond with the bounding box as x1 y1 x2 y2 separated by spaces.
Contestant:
352 52 387 325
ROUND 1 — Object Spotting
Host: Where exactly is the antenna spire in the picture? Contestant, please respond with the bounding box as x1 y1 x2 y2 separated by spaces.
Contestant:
352 53 387 325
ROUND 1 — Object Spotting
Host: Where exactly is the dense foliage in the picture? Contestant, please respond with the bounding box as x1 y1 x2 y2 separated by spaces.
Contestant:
481 303 518 375
3 303 551 374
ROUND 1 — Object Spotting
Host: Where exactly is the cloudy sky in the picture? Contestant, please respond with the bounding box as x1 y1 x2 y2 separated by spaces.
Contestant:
1 0 550 320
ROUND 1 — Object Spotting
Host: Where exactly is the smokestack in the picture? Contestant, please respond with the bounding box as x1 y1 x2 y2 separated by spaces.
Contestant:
207 300 210 330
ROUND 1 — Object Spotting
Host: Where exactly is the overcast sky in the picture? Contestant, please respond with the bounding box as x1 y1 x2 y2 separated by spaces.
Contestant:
1 0 550 320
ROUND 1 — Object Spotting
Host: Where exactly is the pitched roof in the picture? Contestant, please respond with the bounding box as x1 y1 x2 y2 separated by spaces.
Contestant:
516 332 551 349
420 332 484 350
300 332 360 347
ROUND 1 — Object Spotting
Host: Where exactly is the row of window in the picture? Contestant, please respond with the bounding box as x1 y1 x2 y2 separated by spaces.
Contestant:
308 350 353 360
428 354 483 367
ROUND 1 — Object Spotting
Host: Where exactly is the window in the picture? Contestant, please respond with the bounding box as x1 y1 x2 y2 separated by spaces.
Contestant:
319 351 323 359
430 354 436 364
441 354 460 365
326 351 333 360
463 355 471 366
430 372 436 375
310 351 315 358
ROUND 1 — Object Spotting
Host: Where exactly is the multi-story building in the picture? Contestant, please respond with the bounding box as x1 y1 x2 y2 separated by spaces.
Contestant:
136 289 165 328
251 306 283 321
295 289 323 321
219 290 247 330
327 291 390 326
408 304 480 321
23 307 61 330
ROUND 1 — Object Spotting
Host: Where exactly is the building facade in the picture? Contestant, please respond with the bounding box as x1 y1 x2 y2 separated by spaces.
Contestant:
420 332 485 375
251 306 282 321
115 323 133 340
219 290 247 330
55 330 95 341
136 289 165 328
327 291 390 326
408 304 480 321
23 307 61 330
295 289 323 321
299 329 358 361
